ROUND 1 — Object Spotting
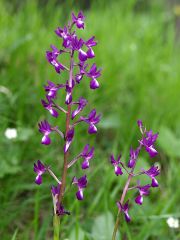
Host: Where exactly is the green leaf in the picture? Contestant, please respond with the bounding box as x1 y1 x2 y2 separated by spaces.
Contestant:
69 227 86 240
92 212 120 240
11 229 18 240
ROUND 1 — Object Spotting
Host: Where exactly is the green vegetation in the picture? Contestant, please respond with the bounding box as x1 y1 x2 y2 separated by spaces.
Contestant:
1 0 180 239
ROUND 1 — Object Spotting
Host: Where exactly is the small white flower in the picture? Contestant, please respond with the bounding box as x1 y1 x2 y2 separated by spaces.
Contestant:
166 217 179 229
4 128 17 139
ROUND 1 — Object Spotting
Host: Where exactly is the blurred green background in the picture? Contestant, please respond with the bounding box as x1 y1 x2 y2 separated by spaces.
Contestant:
1 0 180 239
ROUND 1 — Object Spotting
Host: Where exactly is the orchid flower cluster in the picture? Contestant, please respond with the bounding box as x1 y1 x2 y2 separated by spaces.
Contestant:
111 120 160 239
34 11 101 217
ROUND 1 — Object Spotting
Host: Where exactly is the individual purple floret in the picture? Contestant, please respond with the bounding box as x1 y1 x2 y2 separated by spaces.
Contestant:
135 184 151 205
46 46 65 74
56 203 70 216
55 26 71 48
72 97 88 119
34 160 46 185
87 63 101 89
64 128 74 153
143 165 160 187
44 81 59 99
51 184 70 216
128 147 140 168
72 11 85 29
41 98 59 118
72 175 87 200
85 37 96 58
117 200 131 222
75 62 88 84
139 128 158 158
38 120 52 145
80 109 101 134
110 154 123 176
81 144 94 169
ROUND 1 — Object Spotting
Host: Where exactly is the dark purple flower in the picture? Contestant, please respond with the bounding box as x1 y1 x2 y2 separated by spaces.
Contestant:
38 120 52 145
56 203 70 216
72 11 85 29
135 184 151 205
75 62 88 84
51 184 70 215
117 200 131 222
72 175 87 200
140 130 158 158
87 63 101 89
34 160 46 185
86 47 95 59
72 97 88 119
81 144 94 169
85 36 97 48
46 45 65 73
51 184 61 197
41 98 59 118
110 154 123 176
144 165 160 187
128 147 140 168
44 80 65 99
64 128 74 153
65 80 75 105
85 37 97 58
71 36 88 61
55 26 71 48
80 109 101 134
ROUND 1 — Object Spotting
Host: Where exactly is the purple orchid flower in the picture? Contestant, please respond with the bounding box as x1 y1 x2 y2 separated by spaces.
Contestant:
72 11 85 29
64 128 74 153
110 154 123 176
41 98 59 118
135 184 151 205
38 120 52 145
87 63 101 89
72 175 87 200
65 80 75 105
81 144 94 169
144 165 160 187
55 26 71 48
128 147 140 168
56 203 70 216
75 62 88 84
117 200 131 222
44 80 65 99
71 36 88 61
46 45 65 74
34 160 46 185
139 129 158 158
85 36 97 58
85 36 97 47
72 97 88 119
80 109 101 134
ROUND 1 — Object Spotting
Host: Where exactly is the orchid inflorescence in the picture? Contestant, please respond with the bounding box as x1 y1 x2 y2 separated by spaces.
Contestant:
111 120 160 231
34 11 101 217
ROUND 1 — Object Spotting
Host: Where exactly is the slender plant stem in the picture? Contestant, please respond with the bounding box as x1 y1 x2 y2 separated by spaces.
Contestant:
53 215 60 240
58 50 74 204
53 50 74 240
47 168 61 184
67 154 81 169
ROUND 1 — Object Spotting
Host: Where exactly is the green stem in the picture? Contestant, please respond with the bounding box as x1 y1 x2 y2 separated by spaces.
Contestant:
53 215 60 240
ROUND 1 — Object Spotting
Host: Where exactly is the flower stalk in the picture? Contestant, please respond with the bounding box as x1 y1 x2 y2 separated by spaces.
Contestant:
33 11 102 239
